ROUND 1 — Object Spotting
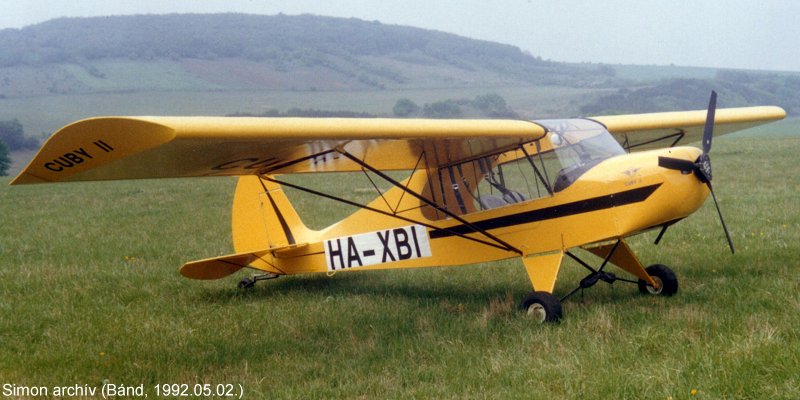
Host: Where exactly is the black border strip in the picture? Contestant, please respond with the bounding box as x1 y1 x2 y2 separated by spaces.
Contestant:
430 183 662 239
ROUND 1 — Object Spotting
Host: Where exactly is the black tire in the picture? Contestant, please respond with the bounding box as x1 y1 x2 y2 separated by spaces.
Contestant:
518 291 563 323
237 277 255 290
638 264 678 296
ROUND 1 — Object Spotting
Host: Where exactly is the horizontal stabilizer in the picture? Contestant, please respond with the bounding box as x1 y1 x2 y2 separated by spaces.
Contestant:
180 243 309 280
180 251 266 280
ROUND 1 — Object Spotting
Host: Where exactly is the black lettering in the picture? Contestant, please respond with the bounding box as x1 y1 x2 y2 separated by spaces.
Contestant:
54 157 74 168
411 226 422 258
44 162 63 172
94 141 114 152
378 230 395 262
245 158 279 170
313 154 327 165
63 153 84 165
73 148 93 159
327 239 344 270
362 249 375 257
394 228 412 260
212 158 259 171
346 238 362 268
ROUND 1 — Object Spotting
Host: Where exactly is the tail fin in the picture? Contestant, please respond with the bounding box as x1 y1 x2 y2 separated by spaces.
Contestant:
231 175 313 253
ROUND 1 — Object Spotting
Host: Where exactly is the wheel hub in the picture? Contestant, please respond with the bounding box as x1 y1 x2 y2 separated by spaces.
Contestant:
526 303 547 323
646 276 664 295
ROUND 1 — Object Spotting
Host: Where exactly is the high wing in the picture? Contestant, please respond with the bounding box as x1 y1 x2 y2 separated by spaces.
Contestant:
11 117 546 184
11 105 785 185
592 106 786 151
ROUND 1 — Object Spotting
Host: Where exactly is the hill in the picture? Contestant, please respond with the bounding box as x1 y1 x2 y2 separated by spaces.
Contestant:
0 13 616 96
581 70 800 115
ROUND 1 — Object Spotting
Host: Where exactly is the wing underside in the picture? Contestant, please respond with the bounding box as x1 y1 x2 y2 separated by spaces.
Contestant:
592 106 786 151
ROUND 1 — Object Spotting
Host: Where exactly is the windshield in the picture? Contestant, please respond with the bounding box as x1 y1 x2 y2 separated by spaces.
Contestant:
535 119 625 192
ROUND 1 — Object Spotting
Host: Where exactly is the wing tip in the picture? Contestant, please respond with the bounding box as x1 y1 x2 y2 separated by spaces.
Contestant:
765 106 787 120
9 172 47 185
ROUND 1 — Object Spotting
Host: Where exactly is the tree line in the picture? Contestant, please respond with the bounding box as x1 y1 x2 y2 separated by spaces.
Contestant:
228 93 519 120
0 119 40 176
580 70 800 115
393 93 518 118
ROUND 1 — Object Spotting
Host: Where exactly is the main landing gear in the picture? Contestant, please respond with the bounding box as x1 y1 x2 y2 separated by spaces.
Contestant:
237 273 280 289
520 240 679 323
637 264 679 296
519 291 563 322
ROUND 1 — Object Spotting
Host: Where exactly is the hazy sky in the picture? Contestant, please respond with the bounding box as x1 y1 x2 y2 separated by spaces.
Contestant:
3 0 799 71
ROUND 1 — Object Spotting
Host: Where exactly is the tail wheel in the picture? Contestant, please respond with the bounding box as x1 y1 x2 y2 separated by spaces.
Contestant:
237 277 256 289
638 264 678 296
519 291 563 323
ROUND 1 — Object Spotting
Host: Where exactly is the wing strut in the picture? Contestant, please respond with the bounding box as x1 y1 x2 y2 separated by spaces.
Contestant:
335 147 523 255
261 175 517 253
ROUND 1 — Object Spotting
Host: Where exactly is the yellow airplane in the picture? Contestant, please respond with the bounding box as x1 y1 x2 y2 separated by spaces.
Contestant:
11 92 785 322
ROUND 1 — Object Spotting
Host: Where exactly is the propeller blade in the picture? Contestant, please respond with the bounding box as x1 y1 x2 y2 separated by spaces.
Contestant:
706 182 735 254
702 91 717 154
658 156 695 172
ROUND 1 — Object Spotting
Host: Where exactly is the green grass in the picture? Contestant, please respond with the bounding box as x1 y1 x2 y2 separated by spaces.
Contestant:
1 134 799 398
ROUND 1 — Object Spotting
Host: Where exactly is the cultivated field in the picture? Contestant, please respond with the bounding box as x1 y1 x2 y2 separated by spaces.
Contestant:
1 122 798 398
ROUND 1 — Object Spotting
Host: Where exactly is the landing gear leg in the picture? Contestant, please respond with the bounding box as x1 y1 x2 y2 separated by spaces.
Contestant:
561 239 657 302
519 252 565 323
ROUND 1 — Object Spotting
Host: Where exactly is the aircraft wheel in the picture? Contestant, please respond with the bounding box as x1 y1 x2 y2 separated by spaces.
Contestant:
519 291 562 323
638 264 678 296
237 277 255 290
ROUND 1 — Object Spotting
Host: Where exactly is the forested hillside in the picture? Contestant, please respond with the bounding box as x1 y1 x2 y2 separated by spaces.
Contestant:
0 13 615 96
581 70 800 115
0 14 543 70
0 13 796 115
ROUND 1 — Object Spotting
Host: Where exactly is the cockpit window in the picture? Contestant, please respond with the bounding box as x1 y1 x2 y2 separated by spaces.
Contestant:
433 119 624 216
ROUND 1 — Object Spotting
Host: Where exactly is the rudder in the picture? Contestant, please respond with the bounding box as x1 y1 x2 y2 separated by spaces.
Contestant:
232 175 313 253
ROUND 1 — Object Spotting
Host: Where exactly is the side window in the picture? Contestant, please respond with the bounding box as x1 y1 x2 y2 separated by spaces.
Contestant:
434 144 555 214
472 150 551 211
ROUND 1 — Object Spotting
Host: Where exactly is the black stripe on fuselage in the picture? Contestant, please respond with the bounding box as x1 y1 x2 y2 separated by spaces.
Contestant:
429 183 662 239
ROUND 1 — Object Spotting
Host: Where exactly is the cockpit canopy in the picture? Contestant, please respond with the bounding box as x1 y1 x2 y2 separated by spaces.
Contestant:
435 118 625 215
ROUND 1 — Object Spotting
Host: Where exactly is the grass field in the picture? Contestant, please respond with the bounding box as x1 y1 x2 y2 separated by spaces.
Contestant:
1 128 798 398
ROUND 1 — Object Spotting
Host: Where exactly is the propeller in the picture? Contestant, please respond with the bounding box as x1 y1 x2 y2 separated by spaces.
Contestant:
657 91 735 254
